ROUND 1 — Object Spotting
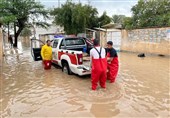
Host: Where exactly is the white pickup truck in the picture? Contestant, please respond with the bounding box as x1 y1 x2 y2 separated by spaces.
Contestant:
31 36 92 76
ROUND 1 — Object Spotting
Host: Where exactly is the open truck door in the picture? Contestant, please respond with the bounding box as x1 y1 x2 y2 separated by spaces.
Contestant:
31 38 45 61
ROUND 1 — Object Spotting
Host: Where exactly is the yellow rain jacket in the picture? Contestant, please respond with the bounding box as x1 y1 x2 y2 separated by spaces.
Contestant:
41 44 52 60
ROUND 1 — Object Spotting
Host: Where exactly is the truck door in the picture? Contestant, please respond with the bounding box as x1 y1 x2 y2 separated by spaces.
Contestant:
59 39 66 50
31 38 45 61
52 39 59 60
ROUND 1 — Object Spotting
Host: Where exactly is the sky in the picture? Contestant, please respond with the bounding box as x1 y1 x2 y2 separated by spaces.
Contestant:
37 0 138 17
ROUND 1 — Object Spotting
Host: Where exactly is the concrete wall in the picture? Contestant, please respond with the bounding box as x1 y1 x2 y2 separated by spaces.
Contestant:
121 27 170 56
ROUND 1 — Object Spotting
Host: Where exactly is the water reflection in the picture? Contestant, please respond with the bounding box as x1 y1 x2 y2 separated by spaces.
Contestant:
1 42 170 117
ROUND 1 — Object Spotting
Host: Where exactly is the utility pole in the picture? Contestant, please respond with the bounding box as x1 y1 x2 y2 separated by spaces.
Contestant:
87 0 90 6
33 18 36 39
58 0 60 8
14 21 16 46
30 10 36 39
8 22 9 39
13 0 17 47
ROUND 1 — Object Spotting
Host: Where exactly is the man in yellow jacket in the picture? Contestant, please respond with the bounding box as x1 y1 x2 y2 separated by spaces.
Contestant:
41 40 52 70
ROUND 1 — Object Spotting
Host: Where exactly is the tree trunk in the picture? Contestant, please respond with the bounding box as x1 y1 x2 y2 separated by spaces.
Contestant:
13 26 24 47
8 22 10 39
13 22 16 47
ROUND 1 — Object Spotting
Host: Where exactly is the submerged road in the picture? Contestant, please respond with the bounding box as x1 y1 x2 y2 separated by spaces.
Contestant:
1 42 170 117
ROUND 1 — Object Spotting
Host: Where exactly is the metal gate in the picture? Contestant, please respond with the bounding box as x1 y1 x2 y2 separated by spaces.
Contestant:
106 31 121 51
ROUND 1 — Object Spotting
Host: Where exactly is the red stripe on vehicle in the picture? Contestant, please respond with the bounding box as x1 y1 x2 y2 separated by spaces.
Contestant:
58 51 77 65
67 53 77 65
58 51 64 60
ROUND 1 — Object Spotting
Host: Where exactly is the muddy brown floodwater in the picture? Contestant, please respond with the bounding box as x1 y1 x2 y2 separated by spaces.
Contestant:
0 42 170 117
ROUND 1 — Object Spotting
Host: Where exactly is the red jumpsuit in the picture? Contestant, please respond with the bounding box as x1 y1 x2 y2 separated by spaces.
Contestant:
107 50 119 83
91 47 107 90
43 60 52 70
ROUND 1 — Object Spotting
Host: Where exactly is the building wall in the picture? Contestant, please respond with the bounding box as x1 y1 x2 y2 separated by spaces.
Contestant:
34 25 64 39
39 35 45 43
99 31 106 47
121 27 170 56
20 36 30 43
39 35 52 43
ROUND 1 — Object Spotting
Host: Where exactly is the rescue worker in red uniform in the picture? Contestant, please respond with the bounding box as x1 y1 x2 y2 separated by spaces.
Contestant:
106 41 119 83
90 39 107 90
41 40 52 70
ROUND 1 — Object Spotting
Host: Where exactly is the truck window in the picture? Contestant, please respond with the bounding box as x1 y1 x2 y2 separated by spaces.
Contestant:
53 40 59 48
59 40 66 49
61 40 65 46
65 38 85 46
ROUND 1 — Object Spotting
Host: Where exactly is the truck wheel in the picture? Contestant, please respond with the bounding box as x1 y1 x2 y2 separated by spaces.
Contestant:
62 63 72 75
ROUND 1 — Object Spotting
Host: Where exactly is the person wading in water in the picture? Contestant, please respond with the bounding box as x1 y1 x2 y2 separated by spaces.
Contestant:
106 41 119 83
90 39 107 90
41 40 52 70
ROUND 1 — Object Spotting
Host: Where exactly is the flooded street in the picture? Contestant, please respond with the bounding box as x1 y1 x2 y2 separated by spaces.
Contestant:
1 42 170 117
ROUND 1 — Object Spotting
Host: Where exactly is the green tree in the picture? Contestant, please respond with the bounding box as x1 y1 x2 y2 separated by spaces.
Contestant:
20 28 32 37
122 17 133 30
98 11 111 27
112 15 126 24
0 0 49 47
83 4 98 29
129 0 170 29
51 1 98 34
